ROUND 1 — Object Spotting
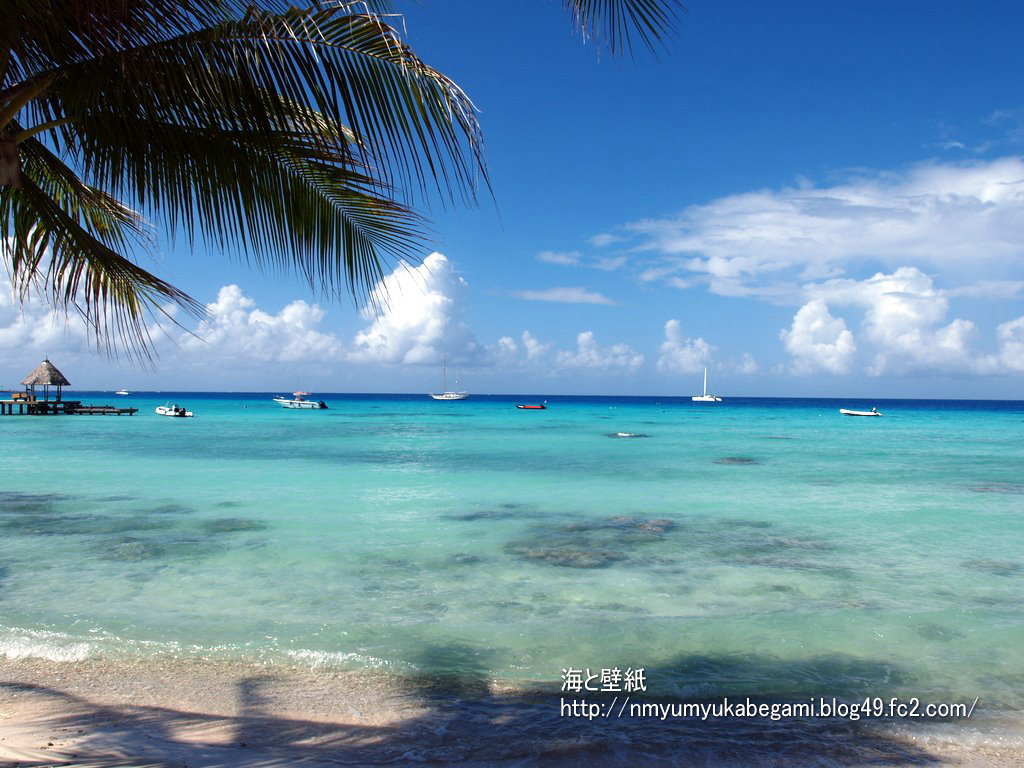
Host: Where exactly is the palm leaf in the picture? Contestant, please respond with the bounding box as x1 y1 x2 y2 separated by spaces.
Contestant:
2 0 680 356
563 0 683 55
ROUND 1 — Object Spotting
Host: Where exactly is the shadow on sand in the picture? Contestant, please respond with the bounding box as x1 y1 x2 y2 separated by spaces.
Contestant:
0 647 962 767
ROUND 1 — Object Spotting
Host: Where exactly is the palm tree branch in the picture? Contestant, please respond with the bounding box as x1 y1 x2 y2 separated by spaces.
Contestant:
563 0 684 55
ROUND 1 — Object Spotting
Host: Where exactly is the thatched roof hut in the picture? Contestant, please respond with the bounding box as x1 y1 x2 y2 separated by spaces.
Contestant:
21 358 70 401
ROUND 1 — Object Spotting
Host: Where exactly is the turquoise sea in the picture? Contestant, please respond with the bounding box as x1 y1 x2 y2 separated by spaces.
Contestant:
2 393 1024 753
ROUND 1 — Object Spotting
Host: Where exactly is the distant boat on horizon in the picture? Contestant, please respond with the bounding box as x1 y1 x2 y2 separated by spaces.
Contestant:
840 407 882 417
429 356 468 401
691 367 722 402
115 388 130 396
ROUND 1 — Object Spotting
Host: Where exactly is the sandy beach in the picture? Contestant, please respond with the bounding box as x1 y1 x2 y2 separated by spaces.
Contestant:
2 657 1023 767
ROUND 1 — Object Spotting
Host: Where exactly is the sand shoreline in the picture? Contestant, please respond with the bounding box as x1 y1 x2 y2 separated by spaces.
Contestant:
2 656 1023 766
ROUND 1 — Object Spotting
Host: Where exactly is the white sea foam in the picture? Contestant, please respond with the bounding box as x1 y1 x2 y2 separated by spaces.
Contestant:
0 627 97 662
283 648 397 669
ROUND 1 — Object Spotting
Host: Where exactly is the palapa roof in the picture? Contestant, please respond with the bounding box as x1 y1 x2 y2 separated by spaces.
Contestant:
21 359 70 387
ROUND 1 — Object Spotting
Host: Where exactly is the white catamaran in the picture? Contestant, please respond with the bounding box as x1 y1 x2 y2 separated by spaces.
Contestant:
429 356 468 401
691 367 722 402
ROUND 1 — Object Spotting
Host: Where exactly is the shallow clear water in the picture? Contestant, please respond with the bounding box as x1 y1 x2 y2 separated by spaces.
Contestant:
2 393 1023 711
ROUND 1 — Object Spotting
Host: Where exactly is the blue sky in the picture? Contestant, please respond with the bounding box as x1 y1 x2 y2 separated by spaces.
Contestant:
4 0 1024 396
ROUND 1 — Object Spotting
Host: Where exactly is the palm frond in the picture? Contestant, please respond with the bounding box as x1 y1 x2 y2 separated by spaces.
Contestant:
563 0 684 56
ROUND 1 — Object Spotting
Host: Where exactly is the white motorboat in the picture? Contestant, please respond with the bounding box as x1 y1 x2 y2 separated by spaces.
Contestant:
115 388 130 395
156 403 193 417
691 367 722 402
429 356 468 400
840 407 882 417
273 392 328 409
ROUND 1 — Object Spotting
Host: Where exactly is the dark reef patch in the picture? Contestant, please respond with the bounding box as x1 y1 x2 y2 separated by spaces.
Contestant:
967 482 1024 495
504 515 676 569
914 622 966 642
449 553 483 566
98 534 224 562
713 457 760 465
960 559 1022 577
503 543 628 569
144 503 195 515
2 512 174 537
199 517 268 534
719 519 773 529
445 502 538 522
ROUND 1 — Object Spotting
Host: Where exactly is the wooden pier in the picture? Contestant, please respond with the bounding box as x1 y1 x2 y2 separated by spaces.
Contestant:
0 399 137 416
4 359 137 416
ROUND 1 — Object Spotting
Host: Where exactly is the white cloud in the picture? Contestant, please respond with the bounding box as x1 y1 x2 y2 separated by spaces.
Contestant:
521 330 551 361
0 285 89 353
656 319 711 374
806 267 999 375
735 353 759 375
592 255 628 271
349 252 481 365
947 280 1024 300
180 285 343 363
536 250 582 266
780 299 857 375
512 286 615 305
618 158 1024 294
997 317 1024 371
589 233 622 247
555 331 643 372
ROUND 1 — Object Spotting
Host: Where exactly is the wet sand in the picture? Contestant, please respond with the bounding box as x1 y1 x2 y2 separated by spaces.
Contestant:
2 657 1023 767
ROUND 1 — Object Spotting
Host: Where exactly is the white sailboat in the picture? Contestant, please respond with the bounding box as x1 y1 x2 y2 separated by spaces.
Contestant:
429 356 468 400
691 367 722 402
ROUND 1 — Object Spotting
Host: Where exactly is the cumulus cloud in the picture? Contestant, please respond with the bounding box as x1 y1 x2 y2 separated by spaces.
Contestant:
615 158 1024 296
656 319 711 374
512 287 615 305
0 281 89 353
349 252 481 365
780 299 857 375
180 285 343 363
735 353 759 375
555 331 644 372
805 267 998 375
521 330 551 361
997 317 1024 371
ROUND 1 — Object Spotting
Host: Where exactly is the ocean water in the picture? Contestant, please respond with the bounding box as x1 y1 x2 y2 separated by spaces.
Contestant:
2 394 1023 723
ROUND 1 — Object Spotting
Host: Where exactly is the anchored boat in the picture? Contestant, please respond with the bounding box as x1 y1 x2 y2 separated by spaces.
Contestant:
691 366 722 402
429 356 468 400
156 404 193 417
273 392 328 409
839 407 882 417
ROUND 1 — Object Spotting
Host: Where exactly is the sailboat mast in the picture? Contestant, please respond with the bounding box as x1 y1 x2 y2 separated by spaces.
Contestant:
703 366 708 396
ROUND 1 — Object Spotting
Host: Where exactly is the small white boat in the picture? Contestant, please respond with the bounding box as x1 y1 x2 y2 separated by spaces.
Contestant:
691 367 722 402
115 388 130 395
429 356 468 401
839 407 882 417
273 392 328 409
156 404 193 417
